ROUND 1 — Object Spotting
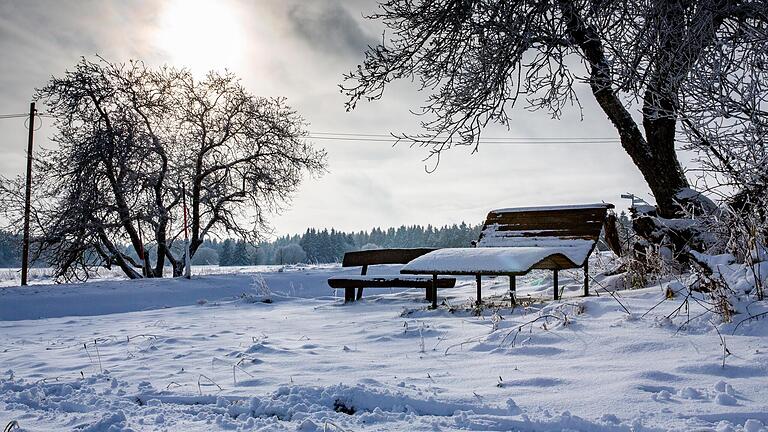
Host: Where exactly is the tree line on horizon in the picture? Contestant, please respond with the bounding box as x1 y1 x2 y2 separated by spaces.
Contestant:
200 222 483 265
0 223 483 268
2 213 635 269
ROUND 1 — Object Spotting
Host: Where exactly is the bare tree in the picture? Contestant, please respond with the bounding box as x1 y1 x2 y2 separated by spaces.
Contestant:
342 0 768 217
172 72 326 271
0 57 326 281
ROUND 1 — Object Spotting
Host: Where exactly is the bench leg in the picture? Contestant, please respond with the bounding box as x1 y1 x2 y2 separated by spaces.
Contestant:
475 274 482 305
553 269 559 300
583 261 589 297
430 274 438 309
355 265 368 301
344 288 355 303
509 275 516 306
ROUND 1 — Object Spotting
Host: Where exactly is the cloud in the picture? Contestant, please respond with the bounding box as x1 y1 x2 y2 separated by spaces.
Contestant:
286 2 377 58
0 0 658 236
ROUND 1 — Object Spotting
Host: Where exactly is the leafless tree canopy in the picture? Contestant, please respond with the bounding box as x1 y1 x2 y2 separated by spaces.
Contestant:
0 58 326 281
342 0 768 217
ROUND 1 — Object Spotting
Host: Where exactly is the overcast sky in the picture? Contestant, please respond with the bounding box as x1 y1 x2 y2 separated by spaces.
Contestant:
0 0 679 237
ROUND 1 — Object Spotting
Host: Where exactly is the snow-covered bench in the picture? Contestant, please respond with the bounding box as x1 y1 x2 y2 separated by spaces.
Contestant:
327 248 457 303
401 203 615 308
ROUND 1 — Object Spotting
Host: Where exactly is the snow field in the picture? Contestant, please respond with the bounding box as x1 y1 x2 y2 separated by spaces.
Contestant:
1 262 767 431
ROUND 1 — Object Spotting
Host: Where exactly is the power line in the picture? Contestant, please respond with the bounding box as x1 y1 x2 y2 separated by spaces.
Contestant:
0 112 58 120
309 131 619 141
0 111 622 145
303 135 620 145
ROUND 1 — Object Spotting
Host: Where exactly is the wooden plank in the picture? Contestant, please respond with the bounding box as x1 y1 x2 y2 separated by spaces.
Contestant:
328 277 456 289
342 248 438 267
487 226 604 237
480 210 608 243
487 207 609 220
485 215 607 229
487 213 607 227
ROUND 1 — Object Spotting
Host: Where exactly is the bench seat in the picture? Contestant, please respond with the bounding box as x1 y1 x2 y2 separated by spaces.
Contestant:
329 275 456 303
328 275 457 288
328 248 455 303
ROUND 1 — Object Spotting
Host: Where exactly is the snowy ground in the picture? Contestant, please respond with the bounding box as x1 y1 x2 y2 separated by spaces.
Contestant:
1 261 767 431
0 264 326 288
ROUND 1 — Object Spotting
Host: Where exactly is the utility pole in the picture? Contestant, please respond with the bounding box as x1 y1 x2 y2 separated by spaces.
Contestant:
21 102 36 286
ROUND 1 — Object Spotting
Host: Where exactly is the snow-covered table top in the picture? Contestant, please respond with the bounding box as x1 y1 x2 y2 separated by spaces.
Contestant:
489 203 613 213
400 244 593 275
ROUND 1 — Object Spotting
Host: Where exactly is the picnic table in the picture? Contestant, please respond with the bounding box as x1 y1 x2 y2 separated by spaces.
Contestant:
401 203 615 308
328 248 456 302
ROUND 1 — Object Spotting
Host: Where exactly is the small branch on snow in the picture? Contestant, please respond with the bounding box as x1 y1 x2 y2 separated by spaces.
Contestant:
197 374 223 396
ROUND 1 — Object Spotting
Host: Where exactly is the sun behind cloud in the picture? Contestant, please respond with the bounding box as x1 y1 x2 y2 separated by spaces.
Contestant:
154 0 245 74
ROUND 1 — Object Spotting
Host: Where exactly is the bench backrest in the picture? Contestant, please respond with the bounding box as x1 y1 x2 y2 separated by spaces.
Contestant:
477 203 613 248
341 248 439 267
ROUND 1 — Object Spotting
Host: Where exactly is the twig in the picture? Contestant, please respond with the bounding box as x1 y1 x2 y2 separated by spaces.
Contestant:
588 275 632 315
732 310 768 334
498 314 565 347
166 381 183 390
641 291 678 318
233 358 255 384
597 286 632 315
443 335 488 355
83 343 94 370
197 374 223 396
712 322 732 368
93 339 103 373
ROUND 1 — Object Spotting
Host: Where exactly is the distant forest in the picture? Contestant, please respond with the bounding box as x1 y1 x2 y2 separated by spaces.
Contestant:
0 223 483 267
203 223 483 265
0 230 21 267
1 214 633 268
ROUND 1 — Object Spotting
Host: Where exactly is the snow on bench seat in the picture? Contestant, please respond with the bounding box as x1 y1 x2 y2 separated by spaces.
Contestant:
328 275 456 289
329 275 447 282
400 244 593 276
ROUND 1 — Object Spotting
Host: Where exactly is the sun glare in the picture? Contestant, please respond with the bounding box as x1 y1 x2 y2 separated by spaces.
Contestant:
155 0 245 74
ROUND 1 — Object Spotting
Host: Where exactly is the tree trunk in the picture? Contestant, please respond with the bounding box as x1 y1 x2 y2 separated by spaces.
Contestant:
640 92 690 217
559 0 690 217
166 249 184 277
96 228 142 279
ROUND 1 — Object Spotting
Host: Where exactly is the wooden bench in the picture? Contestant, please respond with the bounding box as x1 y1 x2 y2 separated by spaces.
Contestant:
327 248 457 303
401 203 615 308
